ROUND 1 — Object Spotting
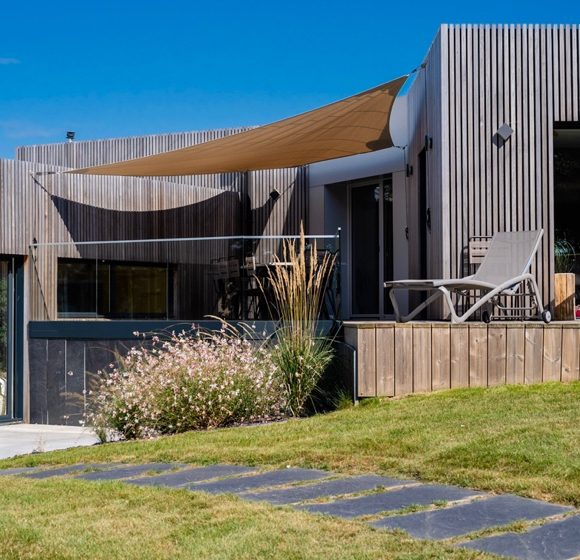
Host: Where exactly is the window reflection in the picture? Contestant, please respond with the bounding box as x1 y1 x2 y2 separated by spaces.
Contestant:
57 259 171 319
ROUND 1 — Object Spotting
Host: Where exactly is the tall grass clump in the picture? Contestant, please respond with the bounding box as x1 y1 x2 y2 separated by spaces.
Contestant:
264 225 336 417
87 325 284 441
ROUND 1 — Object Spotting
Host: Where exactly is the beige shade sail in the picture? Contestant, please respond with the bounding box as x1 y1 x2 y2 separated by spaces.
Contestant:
69 75 408 176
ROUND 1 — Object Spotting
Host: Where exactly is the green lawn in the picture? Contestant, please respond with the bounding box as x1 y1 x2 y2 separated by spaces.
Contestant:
0 477 485 560
0 382 578 559
3 382 579 505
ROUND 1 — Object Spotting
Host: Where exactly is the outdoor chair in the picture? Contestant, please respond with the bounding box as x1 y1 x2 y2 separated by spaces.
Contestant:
385 229 552 324
242 256 267 319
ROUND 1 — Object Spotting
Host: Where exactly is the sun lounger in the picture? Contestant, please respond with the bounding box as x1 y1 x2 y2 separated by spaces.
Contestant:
385 230 551 324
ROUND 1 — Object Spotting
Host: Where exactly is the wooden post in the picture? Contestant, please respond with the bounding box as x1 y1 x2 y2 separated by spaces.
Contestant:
555 273 576 320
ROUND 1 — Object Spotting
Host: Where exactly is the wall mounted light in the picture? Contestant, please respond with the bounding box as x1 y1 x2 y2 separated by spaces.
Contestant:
496 123 513 142
66 131 75 142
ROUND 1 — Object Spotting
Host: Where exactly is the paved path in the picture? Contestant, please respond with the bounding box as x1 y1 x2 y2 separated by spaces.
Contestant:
1 462 578 559
0 424 99 459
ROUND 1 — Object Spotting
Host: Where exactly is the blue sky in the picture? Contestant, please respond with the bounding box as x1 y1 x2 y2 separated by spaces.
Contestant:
0 0 579 158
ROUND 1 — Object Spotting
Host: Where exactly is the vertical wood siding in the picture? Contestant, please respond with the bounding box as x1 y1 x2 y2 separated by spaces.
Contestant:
0 159 244 319
0 159 241 255
435 24 580 308
16 128 253 191
0 158 305 319
14 128 307 239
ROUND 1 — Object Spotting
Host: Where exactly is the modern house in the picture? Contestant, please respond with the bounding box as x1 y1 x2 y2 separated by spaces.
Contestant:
0 24 579 424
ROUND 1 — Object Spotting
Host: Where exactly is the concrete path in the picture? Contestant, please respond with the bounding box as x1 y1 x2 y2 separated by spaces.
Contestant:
0 424 99 459
1 462 578 559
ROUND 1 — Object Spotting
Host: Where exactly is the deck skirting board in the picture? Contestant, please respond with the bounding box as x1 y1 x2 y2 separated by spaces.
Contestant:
343 322 580 398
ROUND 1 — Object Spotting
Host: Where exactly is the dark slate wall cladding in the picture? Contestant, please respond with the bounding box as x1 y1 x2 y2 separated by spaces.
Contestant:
28 320 253 425
28 337 141 425
28 339 48 424
27 320 345 425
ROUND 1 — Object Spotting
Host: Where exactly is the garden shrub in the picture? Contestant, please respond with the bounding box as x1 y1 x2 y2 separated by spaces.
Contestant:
88 328 284 441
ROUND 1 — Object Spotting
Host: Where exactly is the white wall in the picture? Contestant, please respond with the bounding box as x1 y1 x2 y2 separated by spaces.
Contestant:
307 94 411 318
309 146 405 188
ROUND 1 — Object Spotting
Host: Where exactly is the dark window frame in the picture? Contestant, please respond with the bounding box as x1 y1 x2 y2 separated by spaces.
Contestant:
57 258 174 320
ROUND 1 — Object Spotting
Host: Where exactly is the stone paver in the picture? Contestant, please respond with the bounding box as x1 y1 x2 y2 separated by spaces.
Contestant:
300 484 483 519
24 464 120 479
243 475 413 505
126 465 257 487
75 463 183 481
372 495 573 539
3 461 580 559
0 467 42 476
463 516 580 560
187 468 330 494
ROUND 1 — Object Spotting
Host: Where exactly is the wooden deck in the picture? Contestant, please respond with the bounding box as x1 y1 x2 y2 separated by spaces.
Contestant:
343 321 580 398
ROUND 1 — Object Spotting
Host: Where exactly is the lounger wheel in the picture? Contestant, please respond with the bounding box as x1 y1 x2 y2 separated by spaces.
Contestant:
541 310 552 324
481 310 491 324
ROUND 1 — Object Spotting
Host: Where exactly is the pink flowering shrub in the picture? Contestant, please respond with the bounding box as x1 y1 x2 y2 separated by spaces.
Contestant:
88 329 285 441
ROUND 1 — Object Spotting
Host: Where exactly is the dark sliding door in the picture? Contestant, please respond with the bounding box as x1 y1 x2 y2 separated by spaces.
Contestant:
351 183 380 315
351 176 394 318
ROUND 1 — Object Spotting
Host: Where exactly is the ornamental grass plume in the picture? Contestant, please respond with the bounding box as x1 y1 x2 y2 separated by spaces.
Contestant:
262 224 336 416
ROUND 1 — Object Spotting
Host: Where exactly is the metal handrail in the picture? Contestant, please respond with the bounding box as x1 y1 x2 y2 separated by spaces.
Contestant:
30 233 339 249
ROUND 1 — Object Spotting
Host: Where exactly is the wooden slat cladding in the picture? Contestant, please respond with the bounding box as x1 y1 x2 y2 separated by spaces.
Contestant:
437 24 580 308
0 159 241 256
345 322 580 398
248 167 308 261
16 128 253 192
15 129 308 238
0 156 307 320
0 159 243 320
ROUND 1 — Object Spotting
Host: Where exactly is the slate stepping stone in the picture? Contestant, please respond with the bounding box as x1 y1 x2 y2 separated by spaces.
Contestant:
0 467 41 477
187 468 330 494
243 475 414 505
300 484 483 519
75 463 181 481
463 515 580 560
371 494 573 539
125 465 257 487
23 464 119 479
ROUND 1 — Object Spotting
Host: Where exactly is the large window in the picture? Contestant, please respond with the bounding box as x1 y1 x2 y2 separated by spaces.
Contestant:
554 126 580 305
58 259 173 319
